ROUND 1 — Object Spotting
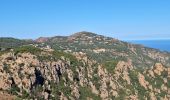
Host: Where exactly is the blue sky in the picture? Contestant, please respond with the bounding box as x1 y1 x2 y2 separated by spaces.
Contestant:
0 0 170 40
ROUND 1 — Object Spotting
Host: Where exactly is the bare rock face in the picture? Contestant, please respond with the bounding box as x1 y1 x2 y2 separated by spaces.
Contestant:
89 81 99 95
114 60 133 84
66 69 74 82
100 83 109 99
0 73 12 90
128 95 138 100
0 52 72 99
153 63 164 75
35 37 49 43
0 91 16 100
71 84 80 99
0 48 169 99
60 92 68 100
149 92 157 100
148 70 155 78
138 73 149 89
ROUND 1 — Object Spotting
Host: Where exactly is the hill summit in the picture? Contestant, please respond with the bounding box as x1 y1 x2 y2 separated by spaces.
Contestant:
70 31 98 37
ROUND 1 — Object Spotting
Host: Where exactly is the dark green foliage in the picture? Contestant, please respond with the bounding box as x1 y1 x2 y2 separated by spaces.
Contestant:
50 80 72 99
91 75 101 90
49 82 60 99
37 55 54 61
0 38 32 49
58 81 72 97
79 86 101 100
115 88 126 100
161 70 168 78
154 76 164 88
102 60 118 74
129 70 138 82
115 44 129 52
20 90 30 99
158 91 166 98
14 46 41 55
52 51 77 62
18 63 25 67
146 74 164 89
129 70 147 99
31 85 44 100
126 84 135 95
3 63 10 73
9 85 20 95
168 79 170 88
0 50 10 56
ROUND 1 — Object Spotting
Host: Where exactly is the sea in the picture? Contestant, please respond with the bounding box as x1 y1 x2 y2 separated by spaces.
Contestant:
126 40 170 52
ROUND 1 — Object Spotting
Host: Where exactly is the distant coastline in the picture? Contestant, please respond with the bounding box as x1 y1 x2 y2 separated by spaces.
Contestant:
126 40 170 52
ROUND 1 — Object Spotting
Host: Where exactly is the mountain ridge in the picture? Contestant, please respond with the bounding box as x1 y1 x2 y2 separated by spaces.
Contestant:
1 31 170 68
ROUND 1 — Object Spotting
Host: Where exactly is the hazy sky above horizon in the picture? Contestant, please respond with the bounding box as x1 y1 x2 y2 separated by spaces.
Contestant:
0 0 170 40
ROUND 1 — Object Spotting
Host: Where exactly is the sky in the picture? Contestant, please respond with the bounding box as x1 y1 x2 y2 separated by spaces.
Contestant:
0 0 170 40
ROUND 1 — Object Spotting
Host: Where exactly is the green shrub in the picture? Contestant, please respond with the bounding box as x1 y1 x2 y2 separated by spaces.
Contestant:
21 90 30 99
129 70 138 82
14 46 42 55
129 70 147 99
115 88 126 100
91 75 100 90
79 86 101 100
102 60 117 74
18 63 25 67
9 85 20 95
31 85 44 100
3 63 10 73
50 80 71 98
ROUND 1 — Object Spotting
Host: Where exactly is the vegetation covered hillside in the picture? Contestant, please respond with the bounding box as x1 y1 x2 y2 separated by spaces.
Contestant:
0 32 169 99
0 37 33 49
44 32 170 68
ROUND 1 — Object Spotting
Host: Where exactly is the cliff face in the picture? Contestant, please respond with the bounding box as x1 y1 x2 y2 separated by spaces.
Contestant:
0 46 169 100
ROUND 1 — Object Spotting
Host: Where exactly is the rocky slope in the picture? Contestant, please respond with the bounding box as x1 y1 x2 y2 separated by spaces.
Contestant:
0 32 170 99
35 37 50 43
0 46 169 100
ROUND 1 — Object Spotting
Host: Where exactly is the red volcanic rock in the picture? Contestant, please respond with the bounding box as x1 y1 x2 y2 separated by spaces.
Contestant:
35 37 49 43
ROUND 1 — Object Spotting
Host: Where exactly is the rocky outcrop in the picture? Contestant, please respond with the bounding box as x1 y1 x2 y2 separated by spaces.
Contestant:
153 63 164 75
0 91 16 100
35 37 49 43
114 59 133 84
138 73 149 89
0 48 169 100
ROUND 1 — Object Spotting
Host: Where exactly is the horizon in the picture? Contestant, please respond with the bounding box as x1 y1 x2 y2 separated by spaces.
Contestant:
0 0 170 40
1 31 170 41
